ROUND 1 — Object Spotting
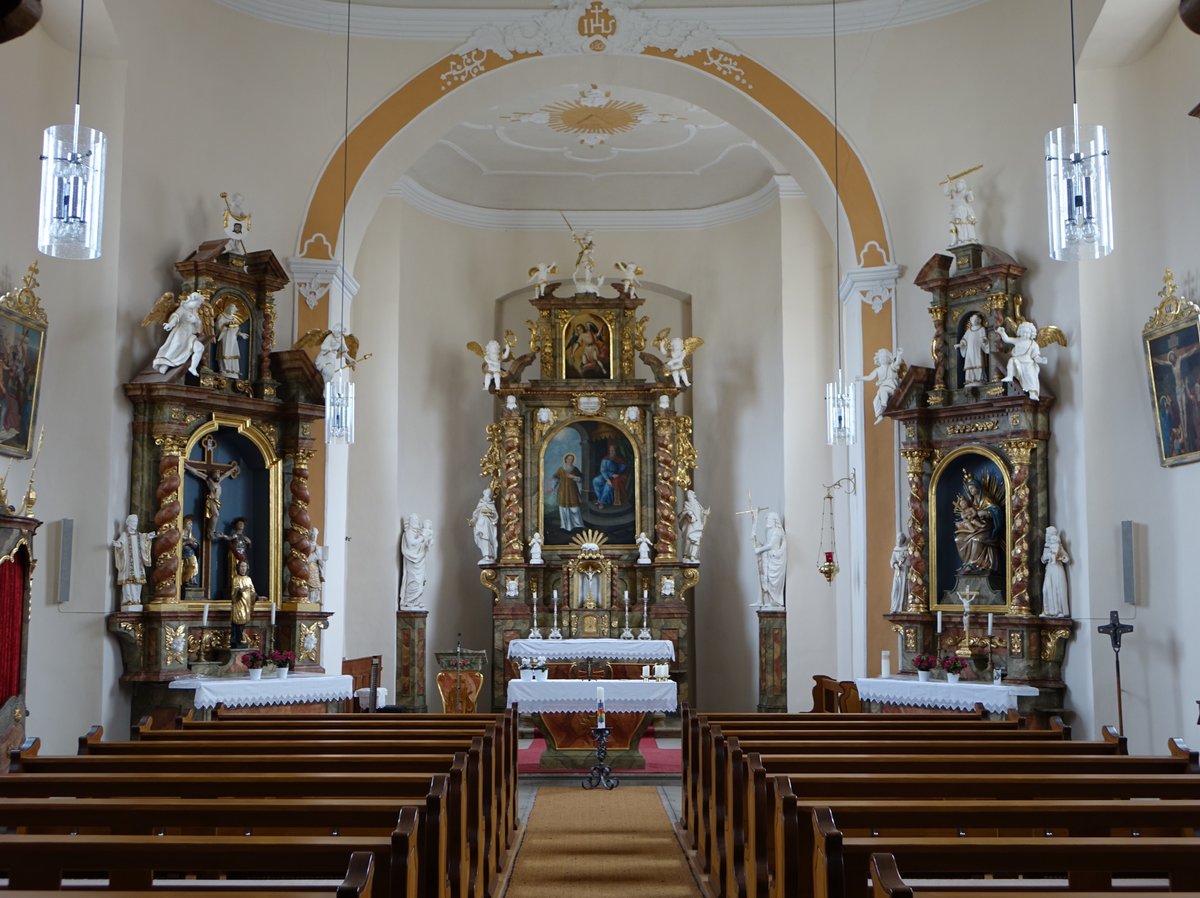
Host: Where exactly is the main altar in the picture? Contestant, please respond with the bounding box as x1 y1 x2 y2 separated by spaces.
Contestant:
474 252 702 723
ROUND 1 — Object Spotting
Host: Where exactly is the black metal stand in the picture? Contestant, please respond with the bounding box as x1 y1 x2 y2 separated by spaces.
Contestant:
582 727 618 790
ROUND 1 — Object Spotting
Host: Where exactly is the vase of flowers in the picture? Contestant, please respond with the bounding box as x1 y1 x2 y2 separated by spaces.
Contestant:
519 655 549 681
941 655 967 684
269 650 296 679
241 650 265 680
912 653 938 682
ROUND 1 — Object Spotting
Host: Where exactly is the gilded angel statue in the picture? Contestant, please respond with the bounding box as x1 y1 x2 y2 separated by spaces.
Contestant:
467 329 516 391
293 325 364 383
614 261 644 298
653 327 704 389
142 291 214 376
528 262 558 298
997 304 1067 402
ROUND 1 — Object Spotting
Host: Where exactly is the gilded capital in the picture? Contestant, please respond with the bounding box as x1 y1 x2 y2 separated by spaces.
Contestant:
1002 439 1038 466
154 434 188 456
900 448 933 474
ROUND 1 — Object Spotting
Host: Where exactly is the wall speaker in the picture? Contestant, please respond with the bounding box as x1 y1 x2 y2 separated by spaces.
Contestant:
1120 520 1136 606
56 518 73 604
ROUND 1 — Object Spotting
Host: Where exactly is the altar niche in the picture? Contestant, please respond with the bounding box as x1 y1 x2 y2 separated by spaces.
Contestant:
540 420 638 546
182 420 281 606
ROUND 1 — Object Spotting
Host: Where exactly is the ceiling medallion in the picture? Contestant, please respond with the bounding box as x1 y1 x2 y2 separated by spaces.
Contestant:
506 85 679 148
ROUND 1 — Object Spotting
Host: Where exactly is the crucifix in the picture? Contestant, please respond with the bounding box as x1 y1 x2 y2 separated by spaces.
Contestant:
1097 610 1134 735
184 435 241 599
735 491 770 604
956 587 978 633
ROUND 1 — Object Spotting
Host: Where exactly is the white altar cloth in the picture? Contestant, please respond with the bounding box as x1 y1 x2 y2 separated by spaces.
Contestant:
507 678 677 713
855 677 1039 715
507 638 675 662
169 673 354 710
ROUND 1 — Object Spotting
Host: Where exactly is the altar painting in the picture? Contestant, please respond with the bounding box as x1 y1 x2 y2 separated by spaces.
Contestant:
561 311 613 380
1145 317 1200 466
930 448 1011 611
541 420 637 546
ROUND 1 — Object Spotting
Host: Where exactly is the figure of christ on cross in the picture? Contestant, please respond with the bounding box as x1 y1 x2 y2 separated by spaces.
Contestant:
184 435 241 539
956 587 978 633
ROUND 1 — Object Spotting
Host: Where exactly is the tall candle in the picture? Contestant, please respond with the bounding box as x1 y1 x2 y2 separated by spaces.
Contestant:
596 686 605 729
896 630 903 668
270 603 276 626
936 611 943 633
553 589 558 601
880 650 891 679
987 613 994 636
202 603 209 627
624 590 629 603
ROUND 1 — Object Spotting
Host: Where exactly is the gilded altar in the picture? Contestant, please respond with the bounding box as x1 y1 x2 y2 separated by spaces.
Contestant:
884 244 1074 721
477 276 701 712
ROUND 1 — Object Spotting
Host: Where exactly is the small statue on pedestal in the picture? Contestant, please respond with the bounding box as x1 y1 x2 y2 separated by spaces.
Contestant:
529 531 544 565
112 514 154 609
944 174 979 246
614 261 644 298
466 331 516 392
888 532 910 613
400 514 434 607
636 531 653 564
306 527 327 604
180 515 200 588
215 304 247 379
469 488 499 564
958 313 988 387
1040 525 1070 618
755 512 787 607
653 328 704 389
229 559 257 648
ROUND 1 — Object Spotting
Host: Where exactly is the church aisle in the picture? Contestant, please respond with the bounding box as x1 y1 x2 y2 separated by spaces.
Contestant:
505 785 702 897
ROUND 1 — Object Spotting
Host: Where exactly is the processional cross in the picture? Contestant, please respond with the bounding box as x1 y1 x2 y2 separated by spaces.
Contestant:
735 492 770 605
1098 610 1134 736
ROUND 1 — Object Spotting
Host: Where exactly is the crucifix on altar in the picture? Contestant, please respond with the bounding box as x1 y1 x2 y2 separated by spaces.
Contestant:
184 433 250 602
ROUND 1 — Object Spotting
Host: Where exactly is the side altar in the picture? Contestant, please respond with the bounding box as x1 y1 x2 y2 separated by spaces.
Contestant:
107 234 331 727
883 242 1074 722
471 246 703 716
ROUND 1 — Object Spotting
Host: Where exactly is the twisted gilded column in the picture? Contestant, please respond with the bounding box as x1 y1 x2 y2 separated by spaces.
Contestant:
900 448 933 612
151 434 186 602
1002 439 1037 616
287 449 315 600
499 416 524 563
260 298 276 383
929 305 947 391
653 414 678 560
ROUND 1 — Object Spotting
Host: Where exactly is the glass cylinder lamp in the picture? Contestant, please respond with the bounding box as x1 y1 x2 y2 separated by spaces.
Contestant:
825 370 857 446
1045 119 1113 261
325 366 355 445
37 108 106 260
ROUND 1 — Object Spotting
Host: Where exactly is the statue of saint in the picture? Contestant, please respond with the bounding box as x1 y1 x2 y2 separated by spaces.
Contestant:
755 512 787 606
1040 526 1070 618
229 559 257 648
399 514 433 608
952 470 1003 575
215 517 252 594
305 526 326 604
180 515 200 587
214 304 247 379
469 489 499 564
957 313 987 387
112 514 154 608
679 489 710 563
888 532 910 613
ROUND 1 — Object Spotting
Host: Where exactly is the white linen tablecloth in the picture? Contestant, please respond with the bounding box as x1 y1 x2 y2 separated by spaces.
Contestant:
854 677 1039 714
169 673 354 710
507 637 675 662
506 678 677 713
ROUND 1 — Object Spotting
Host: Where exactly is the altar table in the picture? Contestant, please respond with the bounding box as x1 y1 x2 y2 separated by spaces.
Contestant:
507 678 678 769
854 677 1039 715
169 673 354 714
507 637 675 662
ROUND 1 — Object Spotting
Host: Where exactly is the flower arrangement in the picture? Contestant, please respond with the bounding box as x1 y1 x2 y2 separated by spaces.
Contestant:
519 655 548 671
268 649 296 670
941 656 967 674
912 653 938 671
241 650 265 670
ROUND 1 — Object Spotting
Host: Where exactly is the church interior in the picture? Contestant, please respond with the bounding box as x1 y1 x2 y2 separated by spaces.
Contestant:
1 0 1200 892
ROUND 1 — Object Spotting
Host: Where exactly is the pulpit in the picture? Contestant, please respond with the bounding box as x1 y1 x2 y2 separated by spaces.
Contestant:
0 513 38 772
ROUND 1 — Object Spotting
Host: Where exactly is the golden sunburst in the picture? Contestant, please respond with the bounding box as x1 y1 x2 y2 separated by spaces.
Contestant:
570 529 610 558
545 98 646 137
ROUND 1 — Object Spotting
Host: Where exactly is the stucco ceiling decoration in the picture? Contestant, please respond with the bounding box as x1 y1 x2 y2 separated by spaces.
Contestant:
504 84 681 147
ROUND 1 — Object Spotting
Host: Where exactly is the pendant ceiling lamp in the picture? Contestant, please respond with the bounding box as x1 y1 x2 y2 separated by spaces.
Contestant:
824 0 857 446
325 0 355 444
37 0 106 260
1045 0 1113 261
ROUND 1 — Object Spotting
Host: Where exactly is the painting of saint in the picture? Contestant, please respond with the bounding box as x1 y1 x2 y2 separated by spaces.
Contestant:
0 316 45 457
541 419 636 545
563 312 612 380
1146 324 1200 464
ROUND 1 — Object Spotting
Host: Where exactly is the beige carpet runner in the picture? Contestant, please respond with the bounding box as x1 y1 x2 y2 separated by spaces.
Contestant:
505 786 701 898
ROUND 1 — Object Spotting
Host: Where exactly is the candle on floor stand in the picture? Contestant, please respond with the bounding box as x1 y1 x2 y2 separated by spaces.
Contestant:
202 603 209 627
596 686 605 729
880 650 891 678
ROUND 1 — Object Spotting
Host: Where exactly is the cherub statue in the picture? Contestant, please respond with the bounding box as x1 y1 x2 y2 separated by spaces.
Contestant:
528 262 558 298
996 318 1067 402
293 325 365 383
858 347 905 423
636 531 653 564
614 262 644 298
466 330 516 391
142 291 214 376
653 328 704 389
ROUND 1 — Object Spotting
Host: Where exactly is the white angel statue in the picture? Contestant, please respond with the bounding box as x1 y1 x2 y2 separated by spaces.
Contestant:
466 330 516 392
614 261 644 298
858 347 905 423
293 325 365 383
996 317 1067 402
528 262 558 298
653 328 704 389
142 291 214 376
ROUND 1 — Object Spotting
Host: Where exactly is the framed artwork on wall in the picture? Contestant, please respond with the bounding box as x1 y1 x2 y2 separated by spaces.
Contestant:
0 262 47 459
1143 270 1200 467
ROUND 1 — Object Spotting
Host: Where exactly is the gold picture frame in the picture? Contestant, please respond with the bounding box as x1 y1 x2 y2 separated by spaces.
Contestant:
0 262 48 459
1143 270 1200 467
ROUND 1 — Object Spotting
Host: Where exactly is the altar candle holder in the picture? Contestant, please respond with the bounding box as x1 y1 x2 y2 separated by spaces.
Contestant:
637 589 652 640
528 589 543 640
549 590 563 640
620 590 634 640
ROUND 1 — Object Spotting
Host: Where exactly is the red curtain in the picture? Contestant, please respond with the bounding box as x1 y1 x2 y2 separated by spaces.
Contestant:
0 553 27 705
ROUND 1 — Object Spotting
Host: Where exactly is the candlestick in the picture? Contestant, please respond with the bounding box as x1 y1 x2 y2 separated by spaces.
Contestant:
620 590 633 640
549 589 562 640
202 603 209 627
987 613 994 636
529 588 543 640
637 588 651 640
936 611 942 633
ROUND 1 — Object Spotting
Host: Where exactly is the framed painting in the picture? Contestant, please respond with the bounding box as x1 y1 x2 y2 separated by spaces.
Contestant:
540 418 637 546
560 311 614 380
0 263 48 458
1143 271 1200 467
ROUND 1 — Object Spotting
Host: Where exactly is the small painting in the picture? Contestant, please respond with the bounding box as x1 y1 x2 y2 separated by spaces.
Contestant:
561 311 613 379
1144 272 1200 467
0 264 48 458
541 419 637 545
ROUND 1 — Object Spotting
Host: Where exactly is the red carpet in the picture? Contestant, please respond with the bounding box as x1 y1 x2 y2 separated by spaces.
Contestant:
518 735 680 775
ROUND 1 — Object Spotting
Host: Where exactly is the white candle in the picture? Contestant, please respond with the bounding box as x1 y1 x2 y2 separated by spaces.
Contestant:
624 590 629 603
642 664 650 678
597 686 604 703
896 630 903 668
202 604 209 627
270 603 276 626
643 589 648 600
880 650 891 679
987 613 994 636
936 611 943 633
553 589 558 601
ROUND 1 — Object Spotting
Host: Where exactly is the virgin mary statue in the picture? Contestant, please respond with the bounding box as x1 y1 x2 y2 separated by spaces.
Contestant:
953 470 1003 575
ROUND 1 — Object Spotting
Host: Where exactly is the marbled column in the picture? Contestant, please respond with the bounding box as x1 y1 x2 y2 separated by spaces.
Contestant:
757 607 787 712
653 414 678 560
395 609 428 712
499 416 524 563
150 435 186 603
287 449 315 600
900 448 934 612
1002 439 1038 616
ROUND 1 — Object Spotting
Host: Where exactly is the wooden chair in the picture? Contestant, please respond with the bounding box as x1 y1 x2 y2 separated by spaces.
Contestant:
342 655 383 712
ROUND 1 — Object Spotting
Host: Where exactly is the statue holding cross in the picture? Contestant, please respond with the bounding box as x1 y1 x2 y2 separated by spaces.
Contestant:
184 435 241 539
738 492 787 606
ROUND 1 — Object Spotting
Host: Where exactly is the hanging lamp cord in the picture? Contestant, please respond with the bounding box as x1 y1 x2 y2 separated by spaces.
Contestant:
1069 0 1078 106
339 0 351 358
75 0 85 107
832 0 843 367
